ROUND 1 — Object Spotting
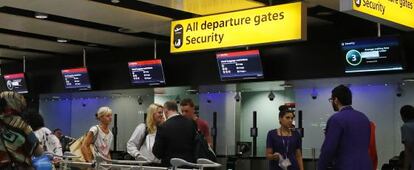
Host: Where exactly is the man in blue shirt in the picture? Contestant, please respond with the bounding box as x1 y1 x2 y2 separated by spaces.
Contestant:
318 85 372 170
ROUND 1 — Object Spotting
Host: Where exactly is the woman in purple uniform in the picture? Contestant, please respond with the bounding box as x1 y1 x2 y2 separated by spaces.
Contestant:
266 107 304 170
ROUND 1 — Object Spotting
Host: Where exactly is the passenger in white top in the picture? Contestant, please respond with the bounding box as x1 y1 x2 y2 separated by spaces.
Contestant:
25 112 63 165
127 103 165 163
81 106 113 162
34 127 63 157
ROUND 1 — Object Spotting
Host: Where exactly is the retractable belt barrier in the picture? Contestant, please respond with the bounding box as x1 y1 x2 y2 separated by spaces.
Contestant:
47 152 221 170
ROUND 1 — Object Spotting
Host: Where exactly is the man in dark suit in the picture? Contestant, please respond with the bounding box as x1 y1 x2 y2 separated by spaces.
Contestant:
318 85 372 170
153 101 196 167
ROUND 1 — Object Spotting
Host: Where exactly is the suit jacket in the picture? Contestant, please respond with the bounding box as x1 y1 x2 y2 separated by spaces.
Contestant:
153 114 196 167
318 106 373 170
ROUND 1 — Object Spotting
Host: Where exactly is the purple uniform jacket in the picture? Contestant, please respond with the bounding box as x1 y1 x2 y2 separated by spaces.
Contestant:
318 106 373 170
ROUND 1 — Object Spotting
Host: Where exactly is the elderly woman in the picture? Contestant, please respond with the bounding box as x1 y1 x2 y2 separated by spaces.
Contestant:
81 106 113 162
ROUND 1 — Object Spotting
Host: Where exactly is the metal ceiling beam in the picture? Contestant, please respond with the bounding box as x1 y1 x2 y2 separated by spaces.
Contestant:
0 44 71 57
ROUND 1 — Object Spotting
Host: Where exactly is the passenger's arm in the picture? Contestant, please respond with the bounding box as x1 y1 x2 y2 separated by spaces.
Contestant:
127 124 146 158
81 132 95 162
317 118 343 170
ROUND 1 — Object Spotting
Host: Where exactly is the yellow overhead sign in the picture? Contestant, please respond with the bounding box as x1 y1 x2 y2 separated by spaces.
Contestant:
170 2 306 53
340 0 414 30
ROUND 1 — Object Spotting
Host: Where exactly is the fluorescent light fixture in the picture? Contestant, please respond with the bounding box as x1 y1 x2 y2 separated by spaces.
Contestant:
118 28 138 33
57 39 68 43
403 78 414 82
280 83 293 88
111 0 120 3
34 12 48 19
316 11 333 16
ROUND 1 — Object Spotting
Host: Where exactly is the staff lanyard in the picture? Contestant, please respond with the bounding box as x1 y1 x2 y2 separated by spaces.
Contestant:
282 137 289 159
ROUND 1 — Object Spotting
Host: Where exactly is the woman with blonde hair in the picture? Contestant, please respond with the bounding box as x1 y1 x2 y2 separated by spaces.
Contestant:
81 106 113 162
127 103 165 164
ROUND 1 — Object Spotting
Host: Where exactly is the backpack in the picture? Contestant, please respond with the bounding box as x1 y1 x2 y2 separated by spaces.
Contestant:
194 130 216 162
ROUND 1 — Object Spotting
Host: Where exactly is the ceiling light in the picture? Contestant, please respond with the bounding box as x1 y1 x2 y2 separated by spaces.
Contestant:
403 78 414 82
316 11 334 16
34 12 48 19
118 28 138 33
111 0 120 3
186 89 198 94
57 39 68 43
280 83 293 88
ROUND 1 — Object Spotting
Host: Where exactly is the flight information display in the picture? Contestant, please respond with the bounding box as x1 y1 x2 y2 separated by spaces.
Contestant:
216 49 264 81
128 59 166 85
61 67 91 90
341 36 404 73
4 73 28 94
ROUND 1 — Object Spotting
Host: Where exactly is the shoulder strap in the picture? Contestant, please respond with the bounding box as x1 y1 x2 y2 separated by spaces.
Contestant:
138 124 148 149
92 125 99 144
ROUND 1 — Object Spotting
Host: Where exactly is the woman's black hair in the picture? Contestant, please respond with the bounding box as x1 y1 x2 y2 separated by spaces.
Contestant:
25 112 45 131
278 105 294 118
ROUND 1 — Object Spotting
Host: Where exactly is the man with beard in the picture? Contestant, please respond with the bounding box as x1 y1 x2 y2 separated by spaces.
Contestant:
318 85 372 170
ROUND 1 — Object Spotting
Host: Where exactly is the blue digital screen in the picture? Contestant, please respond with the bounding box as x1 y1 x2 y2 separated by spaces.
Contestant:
341 36 403 73
62 67 91 90
128 59 166 86
217 50 264 81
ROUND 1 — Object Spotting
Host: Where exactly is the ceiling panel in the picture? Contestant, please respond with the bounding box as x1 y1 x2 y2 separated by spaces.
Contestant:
308 0 339 9
2 0 172 35
138 0 265 15
0 33 102 54
0 13 152 47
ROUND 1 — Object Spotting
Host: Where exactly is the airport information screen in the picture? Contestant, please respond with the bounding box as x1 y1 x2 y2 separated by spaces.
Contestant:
128 59 166 85
216 50 264 81
341 37 403 73
61 67 91 90
4 73 28 94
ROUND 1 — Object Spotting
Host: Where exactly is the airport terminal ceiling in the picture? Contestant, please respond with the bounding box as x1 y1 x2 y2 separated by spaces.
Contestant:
0 0 413 94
